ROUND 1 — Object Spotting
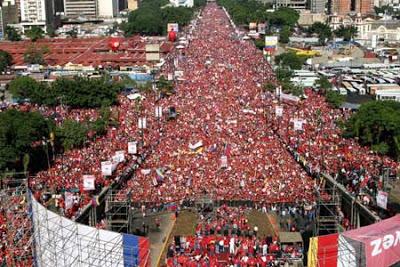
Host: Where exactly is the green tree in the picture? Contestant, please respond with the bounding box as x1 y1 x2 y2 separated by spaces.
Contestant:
275 67 293 82
47 25 57 37
23 45 49 65
56 120 88 151
254 38 265 50
268 7 299 28
345 101 400 159
0 50 13 73
263 81 276 92
308 22 332 45
325 90 345 108
334 25 358 41
0 110 51 171
5 26 21 41
9 76 43 101
25 26 45 42
316 76 332 91
279 26 291 44
275 52 308 70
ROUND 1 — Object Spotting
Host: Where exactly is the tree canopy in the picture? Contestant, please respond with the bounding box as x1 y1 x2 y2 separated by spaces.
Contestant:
334 25 358 41
217 0 298 30
25 26 45 42
345 101 400 159
0 50 13 73
325 90 345 108
279 25 291 44
275 52 308 70
9 76 123 108
5 26 21 41
0 109 51 171
308 22 332 45
122 0 206 36
24 45 49 65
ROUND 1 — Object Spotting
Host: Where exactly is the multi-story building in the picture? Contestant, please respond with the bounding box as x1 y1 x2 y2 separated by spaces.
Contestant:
329 0 351 15
354 0 373 14
275 0 307 10
311 0 326 13
64 0 97 18
98 0 118 18
329 0 373 15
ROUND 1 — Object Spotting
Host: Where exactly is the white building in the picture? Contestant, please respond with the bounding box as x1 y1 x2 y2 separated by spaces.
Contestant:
98 0 119 18
64 0 98 19
330 14 400 43
21 0 46 23
169 0 194 7
20 0 47 32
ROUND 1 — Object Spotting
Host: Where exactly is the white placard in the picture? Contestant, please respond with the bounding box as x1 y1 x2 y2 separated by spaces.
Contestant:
167 73 173 81
101 161 112 176
115 151 125 163
275 106 283 117
138 117 147 129
128 141 137 154
65 192 74 209
220 155 228 168
376 191 388 210
174 70 183 77
293 119 303 131
280 93 300 103
83 175 96 191
155 106 163 118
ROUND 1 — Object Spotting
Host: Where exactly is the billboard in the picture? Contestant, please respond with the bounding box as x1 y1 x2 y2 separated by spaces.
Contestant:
265 36 278 52
167 23 179 32
308 214 400 267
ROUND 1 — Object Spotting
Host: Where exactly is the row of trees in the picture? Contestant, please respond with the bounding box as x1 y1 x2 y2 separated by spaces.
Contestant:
9 76 122 108
308 22 358 45
5 26 45 42
0 107 115 173
217 0 299 28
345 101 400 159
121 0 206 36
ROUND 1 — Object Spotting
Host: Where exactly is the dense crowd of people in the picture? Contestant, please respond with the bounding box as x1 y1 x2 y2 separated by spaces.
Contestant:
266 89 399 207
1 1 399 265
119 3 316 206
0 183 32 266
166 205 303 266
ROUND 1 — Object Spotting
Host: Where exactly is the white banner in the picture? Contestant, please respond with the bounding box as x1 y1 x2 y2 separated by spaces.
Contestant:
83 175 96 191
101 161 112 176
138 117 147 129
293 119 303 131
167 73 173 81
376 191 388 210
128 141 137 154
115 151 125 163
280 93 300 103
220 155 228 168
155 106 163 118
174 70 183 77
64 192 74 210
275 106 283 117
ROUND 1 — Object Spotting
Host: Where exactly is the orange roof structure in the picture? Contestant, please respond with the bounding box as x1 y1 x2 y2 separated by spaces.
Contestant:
0 36 173 67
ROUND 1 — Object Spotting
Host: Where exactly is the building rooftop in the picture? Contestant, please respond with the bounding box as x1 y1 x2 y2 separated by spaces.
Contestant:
0 36 173 67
